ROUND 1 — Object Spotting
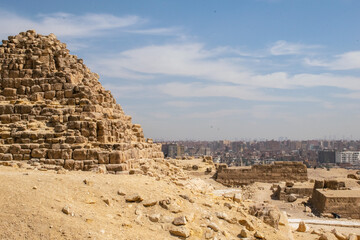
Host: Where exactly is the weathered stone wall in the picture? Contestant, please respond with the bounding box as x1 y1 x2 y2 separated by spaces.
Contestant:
0 30 163 172
311 189 360 219
215 161 308 186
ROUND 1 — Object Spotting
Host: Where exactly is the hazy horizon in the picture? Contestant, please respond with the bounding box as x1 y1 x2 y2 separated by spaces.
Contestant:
1 0 360 140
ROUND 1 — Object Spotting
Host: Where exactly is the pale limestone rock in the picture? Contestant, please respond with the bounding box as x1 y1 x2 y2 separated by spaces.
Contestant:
62 205 74 216
207 222 220 232
254 231 265 239
296 221 307 232
169 226 190 238
125 194 143 202
149 214 160 222
172 216 187 226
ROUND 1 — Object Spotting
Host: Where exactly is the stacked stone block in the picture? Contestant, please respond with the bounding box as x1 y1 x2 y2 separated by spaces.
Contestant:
215 161 308 186
0 30 163 172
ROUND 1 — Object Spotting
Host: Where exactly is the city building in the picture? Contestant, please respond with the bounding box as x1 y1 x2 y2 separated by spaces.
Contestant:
335 151 360 165
318 150 336 164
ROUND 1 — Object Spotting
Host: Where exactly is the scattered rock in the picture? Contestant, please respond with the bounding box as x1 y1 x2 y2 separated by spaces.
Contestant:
207 222 220 232
125 194 143 202
238 219 255 231
331 229 346 240
234 193 242 203
103 198 111 206
83 179 92 186
143 199 157 207
169 226 190 238
149 214 161 222
318 232 338 240
117 189 126 196
304 206 312 213
62 205 74 216
239 228 249 238
296 221 307 232
173 216 187 226
287 194 297 202
348 234 357 240
254 231 265 239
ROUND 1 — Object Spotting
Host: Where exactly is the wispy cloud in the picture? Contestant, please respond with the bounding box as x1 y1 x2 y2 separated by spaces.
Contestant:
305 51 360 70
0 10 142 39
270 40 321 56
93 42 360 94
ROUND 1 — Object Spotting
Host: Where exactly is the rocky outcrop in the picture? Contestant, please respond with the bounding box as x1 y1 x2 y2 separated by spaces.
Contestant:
0 30 163 172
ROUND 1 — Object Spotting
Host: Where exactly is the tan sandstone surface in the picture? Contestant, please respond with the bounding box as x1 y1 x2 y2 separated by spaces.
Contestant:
0 162 292 240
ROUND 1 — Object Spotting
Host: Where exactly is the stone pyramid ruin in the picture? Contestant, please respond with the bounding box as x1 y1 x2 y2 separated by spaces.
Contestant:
0 30 163 172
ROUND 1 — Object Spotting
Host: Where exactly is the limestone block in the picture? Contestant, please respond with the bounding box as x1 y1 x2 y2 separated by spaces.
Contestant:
73 149 88 160
106 163 128 172
9 144 21 154
74 161 84 170
64 159 75 170
109 151 126 164
13 154 23 160
0 105 14 114
61 149 72 159
44 90 55 99
31 148 47 158
87 149 98 160
1 153 13 161
98 152 109 164
14 105 32 114
47 149 62 159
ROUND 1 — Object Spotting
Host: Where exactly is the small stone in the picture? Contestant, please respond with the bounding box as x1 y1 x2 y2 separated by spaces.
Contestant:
238 219 255 231
204 229 213 239
103 198 111 206
135 208 142 215
296 221 307 232
117 189 126 196
215 212 230 222
32 186 37 189
125 194 143 202
169 226 190 238
331 229 346 240
173 216 187 226
234 193 242 203
83 179 92 186
240 228 249 238
311 229 322 235
149 214 161 222
62 205 74 216
287 194 297 202
207 222 220 232
254 231 265 239
304 206 312 213
143 199 157 207
318 232 338 240
348 234 357 240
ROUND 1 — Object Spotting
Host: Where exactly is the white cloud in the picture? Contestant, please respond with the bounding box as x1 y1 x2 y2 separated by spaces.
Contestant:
270 40 321 56
0 10 141 39
305 51 360 70
94 43 360 93
165 101 207 108
126 27 181 35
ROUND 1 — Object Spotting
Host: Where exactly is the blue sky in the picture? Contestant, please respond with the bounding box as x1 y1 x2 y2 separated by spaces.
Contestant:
1 0 360 140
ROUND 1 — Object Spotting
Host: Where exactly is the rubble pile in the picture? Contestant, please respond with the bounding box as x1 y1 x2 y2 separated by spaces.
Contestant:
0 30 163 172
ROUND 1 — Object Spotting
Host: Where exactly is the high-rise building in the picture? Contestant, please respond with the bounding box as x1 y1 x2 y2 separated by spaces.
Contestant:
318 150 335 164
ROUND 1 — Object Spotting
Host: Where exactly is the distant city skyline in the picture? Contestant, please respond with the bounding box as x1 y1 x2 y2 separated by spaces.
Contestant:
1 0 360 140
